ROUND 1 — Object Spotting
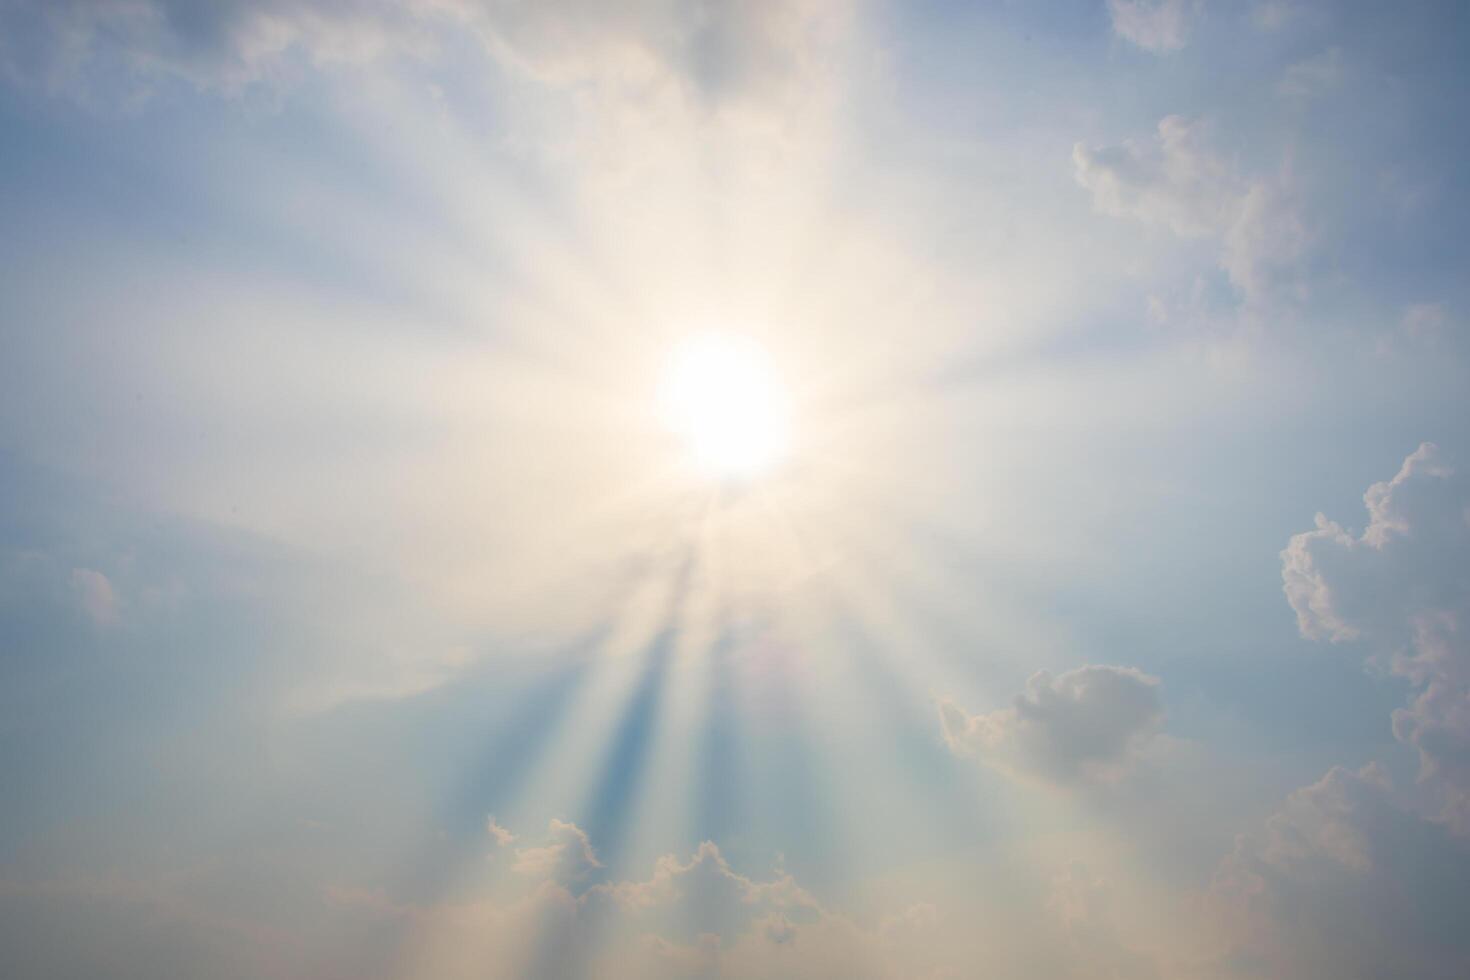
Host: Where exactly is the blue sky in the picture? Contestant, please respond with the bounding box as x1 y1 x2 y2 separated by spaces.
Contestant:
2 1 1470 977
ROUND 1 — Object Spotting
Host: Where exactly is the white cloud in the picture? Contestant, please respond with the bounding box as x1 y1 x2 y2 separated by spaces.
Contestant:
1250 2 1296 32
1074 116 1235 237
1400 302 1450 344
486 814 516 847
1379 303 1455 356
1283 443 1470 833
1108 0 1195 53
1184 443 1470 978
939 665 1163 784
1278 47 1343 102
1074 115 1310 307
1219 180 1309 303
68 567 117 625
333 818 961 980
512 818 603 883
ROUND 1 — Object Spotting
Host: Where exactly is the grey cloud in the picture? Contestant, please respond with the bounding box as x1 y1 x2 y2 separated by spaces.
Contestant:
939 665 1163 784
1211 764 1470 980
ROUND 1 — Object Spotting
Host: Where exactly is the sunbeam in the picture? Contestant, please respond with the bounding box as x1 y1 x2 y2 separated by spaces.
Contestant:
8 3 1470 980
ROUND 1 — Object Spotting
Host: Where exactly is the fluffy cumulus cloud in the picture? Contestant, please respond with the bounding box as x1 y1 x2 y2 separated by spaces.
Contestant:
1282 443 1470 831
1108 0 1195 53
326 818 954 980
938 665 1163 784
1199 444 1470 978
1210 764 1470 980
4 816 957 980
1073 115 1309 306
511 818 604 883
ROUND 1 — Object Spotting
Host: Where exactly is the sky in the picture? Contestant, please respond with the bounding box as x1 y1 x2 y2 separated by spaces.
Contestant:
2 1 1470 977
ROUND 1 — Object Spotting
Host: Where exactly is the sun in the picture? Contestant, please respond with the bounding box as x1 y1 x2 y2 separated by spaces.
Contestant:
659 333 791 477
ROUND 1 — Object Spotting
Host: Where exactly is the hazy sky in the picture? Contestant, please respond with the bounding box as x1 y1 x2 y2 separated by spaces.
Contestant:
3 2 1470 978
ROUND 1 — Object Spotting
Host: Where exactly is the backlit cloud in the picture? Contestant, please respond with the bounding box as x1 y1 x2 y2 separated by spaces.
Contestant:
1211 764 1470 979
939 665 1163 784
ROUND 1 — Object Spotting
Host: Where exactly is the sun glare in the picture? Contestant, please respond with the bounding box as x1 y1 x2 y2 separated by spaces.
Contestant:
660 334 790 477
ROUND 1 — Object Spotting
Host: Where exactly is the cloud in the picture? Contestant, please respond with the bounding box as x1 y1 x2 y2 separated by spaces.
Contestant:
1045 863 1161 979
1108 0 1195 53
938 665 1163 784
1210 764 1470 980
68 567 117 625
1282 443 1470 832
576 836 954 980
1378 303 1456 356
1192 443 1470 977
1250 2 1296 32
512 818 603 883
439 0 848 106
1073 115 1309 306
486 814 516 847
335 819 954 980
1278 47 1343 102
1400 302 1451 345
0 0 434 100
0 0 849 110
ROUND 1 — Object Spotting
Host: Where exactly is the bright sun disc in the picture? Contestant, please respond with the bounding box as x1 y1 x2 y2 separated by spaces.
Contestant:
660 334 790 476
